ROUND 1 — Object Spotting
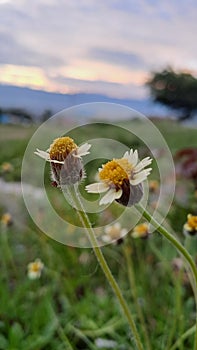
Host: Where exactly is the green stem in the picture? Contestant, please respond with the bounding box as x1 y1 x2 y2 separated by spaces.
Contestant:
68 324 98 350
65 185 144 350
51 305 74 350
169 324 196 350
1 224 16 274
124 245 152 350
136 203 197 350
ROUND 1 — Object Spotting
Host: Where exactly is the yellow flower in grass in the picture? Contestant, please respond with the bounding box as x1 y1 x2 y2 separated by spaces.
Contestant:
183 214 197 236
1 162 13 173
27 259 44 280
1 213 13 227
102 222 127 243
34 137 91 186
149 180 159 193
86 149 152 206
131 223 149 239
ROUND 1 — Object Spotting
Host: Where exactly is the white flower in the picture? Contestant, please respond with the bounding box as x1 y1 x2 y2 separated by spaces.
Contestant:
34 136 91 186
27 259 44 280
101 222 127 243
34 137 91 164
86 149 152 206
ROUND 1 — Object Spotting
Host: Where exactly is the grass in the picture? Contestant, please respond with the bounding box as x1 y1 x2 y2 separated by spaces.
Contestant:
0 120 197 349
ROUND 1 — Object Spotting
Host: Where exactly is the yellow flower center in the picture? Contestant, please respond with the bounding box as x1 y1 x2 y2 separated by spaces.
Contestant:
30 262 41 272
99 158 133 188
1 213 12 226
135 223 148 234
49 137 77 161
187 214 197 230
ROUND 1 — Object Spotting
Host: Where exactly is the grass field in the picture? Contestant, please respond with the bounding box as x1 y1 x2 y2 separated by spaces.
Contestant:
0 119 197 350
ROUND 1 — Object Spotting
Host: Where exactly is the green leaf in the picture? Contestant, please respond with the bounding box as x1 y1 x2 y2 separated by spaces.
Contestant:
8 323 24 348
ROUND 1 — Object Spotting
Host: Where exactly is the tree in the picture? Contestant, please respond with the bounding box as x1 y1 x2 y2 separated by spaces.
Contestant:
6 108 33 123
41 109 53 122
146 67 197 120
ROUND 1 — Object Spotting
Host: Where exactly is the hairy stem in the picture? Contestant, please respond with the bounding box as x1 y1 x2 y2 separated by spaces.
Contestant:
64 185 144 350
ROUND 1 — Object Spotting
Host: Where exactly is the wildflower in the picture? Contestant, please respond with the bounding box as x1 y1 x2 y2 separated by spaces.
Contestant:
1 162 13 173
86 149 152 206
183 214 197 236
131 223 149 239
95 338 118 349
101 222 127 243
149 180 159 193
34 137 91 186
1 213 13 227
27 259 44 280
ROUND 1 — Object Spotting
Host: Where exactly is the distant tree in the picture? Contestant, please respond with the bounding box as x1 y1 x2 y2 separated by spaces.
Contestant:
146 67 197 120
41 109 53 122
6 108 33 123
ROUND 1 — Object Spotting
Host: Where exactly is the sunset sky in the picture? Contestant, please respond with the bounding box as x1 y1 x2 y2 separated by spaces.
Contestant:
0 0 197 99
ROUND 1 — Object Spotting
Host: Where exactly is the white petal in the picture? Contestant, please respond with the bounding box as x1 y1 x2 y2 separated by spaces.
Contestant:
101 235 111 243
77 143 91 157
49 159 64 164
114 222 121 230
86 182 109 193
131 150 138 166
99 188 122 205
123 151 129 159
104 226 111 234
134 168 152 178
134 157 152 172
130 178 145 186
125 149 138 166
130 168 152 185
120 228 127 236
34 149 50 161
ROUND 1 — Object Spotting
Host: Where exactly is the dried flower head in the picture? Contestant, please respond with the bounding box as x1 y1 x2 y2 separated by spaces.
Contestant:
131 223 149 239
101 222 127 243
183 214 197 236
35 137 91 186
86 149 152 206
27 259 44 280
1 213 13 227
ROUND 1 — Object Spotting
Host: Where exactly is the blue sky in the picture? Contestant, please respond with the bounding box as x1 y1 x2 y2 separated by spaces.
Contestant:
0 0 196 99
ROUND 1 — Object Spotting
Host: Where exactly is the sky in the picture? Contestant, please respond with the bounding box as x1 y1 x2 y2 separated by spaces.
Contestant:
0 0 197 99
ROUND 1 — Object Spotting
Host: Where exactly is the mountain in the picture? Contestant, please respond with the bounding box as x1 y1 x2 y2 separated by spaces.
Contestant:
0 84 169 119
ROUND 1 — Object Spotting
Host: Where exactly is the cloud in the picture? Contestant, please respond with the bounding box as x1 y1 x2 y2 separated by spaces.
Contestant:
49 75 147 99
88 48 146 69
0 32 64 68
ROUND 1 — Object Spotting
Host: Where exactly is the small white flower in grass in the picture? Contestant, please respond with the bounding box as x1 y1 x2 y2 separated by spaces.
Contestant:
183 214 197 236
95 338 118 349
27 259 44 280
86 149 152 206
102 222 127 243
34 136 91 186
